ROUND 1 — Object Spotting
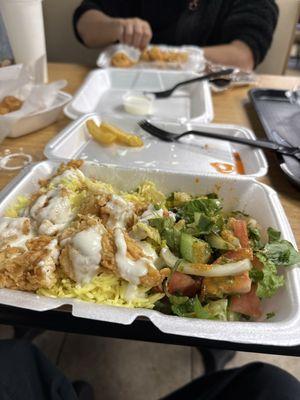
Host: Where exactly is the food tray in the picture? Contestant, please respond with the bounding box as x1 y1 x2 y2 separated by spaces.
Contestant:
97 44 205 72
8 91 72 138
249 88 300 188
64 69 213 124
0 160 299 347
45 113 268 178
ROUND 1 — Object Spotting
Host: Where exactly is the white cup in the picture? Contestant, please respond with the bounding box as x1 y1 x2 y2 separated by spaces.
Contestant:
0 0 48 83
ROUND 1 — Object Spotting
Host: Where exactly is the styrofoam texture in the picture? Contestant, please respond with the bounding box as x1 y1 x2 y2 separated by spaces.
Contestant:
45 113 268 178
0 160 299 347
8 91 72 138
63 69 213 124
97 44 205 72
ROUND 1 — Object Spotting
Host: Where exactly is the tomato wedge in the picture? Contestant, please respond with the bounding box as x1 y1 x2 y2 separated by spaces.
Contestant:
230 284 263 319
168 271 201 297
230 218 249 248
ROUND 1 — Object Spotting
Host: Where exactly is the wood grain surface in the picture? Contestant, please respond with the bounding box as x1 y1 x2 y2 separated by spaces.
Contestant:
0 63 299 245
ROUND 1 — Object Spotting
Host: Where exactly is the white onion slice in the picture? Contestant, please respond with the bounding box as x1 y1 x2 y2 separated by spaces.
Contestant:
161 247 252 277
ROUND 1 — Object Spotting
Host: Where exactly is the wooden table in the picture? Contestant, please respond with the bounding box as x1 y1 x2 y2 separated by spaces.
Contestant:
0 63 299 355
1 63 299 246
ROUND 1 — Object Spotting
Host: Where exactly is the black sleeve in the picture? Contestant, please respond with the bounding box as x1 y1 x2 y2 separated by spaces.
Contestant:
220 0 279 66
73 0 135 43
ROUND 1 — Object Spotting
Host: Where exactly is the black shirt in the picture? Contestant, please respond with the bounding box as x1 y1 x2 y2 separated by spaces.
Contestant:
73 0 279 66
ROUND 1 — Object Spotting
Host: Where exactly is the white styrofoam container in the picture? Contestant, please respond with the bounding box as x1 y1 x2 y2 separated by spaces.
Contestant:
8 91 72 138
45 113 268 178
64 69 213 124
0 160 299 347
97 44 205 73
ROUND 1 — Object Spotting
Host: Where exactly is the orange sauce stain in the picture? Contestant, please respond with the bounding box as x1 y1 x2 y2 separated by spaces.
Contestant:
210 162 235 174
233 152 245 175
210 152 245 175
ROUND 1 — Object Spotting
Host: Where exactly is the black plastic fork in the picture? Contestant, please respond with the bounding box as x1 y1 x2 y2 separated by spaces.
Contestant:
147 68 235 98
138 120 300 160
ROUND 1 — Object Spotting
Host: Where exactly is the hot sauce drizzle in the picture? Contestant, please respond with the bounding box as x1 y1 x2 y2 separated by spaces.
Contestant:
233 152 245 175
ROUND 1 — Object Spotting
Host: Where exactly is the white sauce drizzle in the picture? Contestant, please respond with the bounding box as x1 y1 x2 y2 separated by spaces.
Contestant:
0 217 33 249
124 283 145 301
38 239 60 286
114 228 148 286
30 189 74 235
69 226 104 284
105 195 134 229
139 205 164 223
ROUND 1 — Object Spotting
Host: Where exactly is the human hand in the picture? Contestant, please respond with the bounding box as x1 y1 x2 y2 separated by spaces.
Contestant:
115 18 152 50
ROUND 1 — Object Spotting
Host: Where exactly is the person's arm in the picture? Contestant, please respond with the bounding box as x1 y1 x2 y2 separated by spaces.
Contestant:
76 9 152 49
210 0 279 70
204 40 254 71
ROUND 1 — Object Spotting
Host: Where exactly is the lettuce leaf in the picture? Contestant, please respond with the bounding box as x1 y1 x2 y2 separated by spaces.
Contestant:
169 296 227 320
149 217 181 254
250 253 284 298
177 197 222 224
267 227 281 243
262 228 300 266
204 299 228 321
248 225 262 251
186 213 224 237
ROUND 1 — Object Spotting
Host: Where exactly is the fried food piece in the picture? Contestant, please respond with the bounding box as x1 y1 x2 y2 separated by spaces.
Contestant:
140 47 188 64
38 160 85 189
0 96 23 115
100 194 136 230
86 120 117 145
0 217 33 251
86 120 143 148
0 105 10 115
101 122 143 147
111 52 136 68
59 215 107 284
78 192 110 216
0 236 59 291
2 96 23 111
101 229 163 288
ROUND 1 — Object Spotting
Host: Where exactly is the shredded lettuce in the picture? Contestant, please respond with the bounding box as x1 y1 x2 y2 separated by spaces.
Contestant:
5 195 30 217
124 181 165 207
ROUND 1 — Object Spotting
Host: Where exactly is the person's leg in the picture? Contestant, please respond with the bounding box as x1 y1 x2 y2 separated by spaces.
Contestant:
197 347 236 373
161 362 300 400
0 339 78 400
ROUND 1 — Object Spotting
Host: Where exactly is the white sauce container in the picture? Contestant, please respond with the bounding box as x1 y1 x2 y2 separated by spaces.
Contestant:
123 91 154 116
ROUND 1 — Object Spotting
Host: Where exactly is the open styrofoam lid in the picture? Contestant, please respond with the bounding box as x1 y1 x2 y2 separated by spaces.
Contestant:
63 68 214 124
45 113 268 178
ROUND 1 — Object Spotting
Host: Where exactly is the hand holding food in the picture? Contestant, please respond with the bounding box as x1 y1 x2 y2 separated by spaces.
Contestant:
117 18 152 50
86 120 144 147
